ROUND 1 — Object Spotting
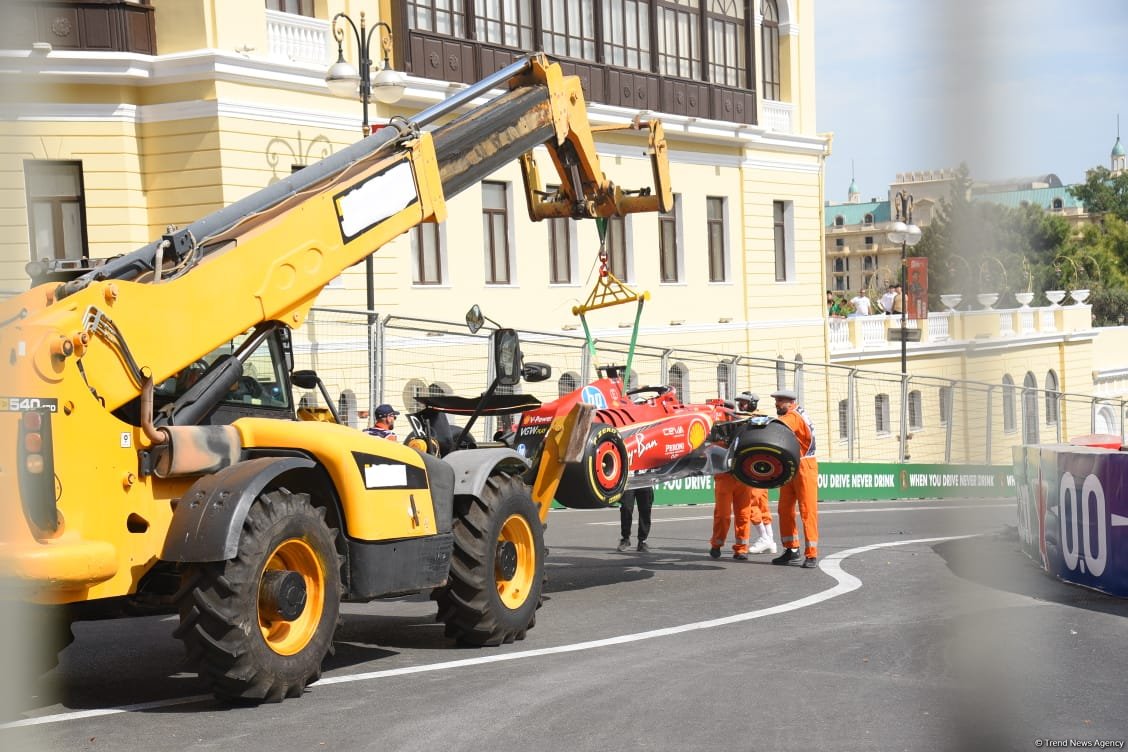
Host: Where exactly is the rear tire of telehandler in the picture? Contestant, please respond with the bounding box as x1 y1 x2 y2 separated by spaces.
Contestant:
436 473 544 646
174 488 341 703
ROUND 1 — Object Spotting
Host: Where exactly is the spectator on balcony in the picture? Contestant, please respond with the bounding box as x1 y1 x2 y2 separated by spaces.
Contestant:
829 293 850 319
850 290 873 316
880 285 896 315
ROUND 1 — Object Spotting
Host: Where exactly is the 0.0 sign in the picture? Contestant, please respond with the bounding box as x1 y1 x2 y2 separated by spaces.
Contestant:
1059 471 1108 577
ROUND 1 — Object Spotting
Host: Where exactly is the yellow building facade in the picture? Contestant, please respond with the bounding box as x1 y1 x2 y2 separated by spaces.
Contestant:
1 0 1123 464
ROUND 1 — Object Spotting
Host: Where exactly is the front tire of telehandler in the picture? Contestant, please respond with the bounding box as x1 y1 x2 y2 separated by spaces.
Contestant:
174 488 341 702
436 473 544 646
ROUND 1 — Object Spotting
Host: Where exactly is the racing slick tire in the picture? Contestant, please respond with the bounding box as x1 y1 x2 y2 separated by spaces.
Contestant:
436 472 544 646
555 423 628 509
730 420 801 489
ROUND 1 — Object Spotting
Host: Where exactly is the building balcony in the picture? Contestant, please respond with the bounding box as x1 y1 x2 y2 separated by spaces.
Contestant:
761 99 793 134
827 300 1094 356
265 9 331 66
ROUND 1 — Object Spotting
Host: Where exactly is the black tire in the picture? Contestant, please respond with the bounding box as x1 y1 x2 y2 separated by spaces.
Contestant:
174 488 341 702
436 473 544 646
730 420 802 489
555 423 628 509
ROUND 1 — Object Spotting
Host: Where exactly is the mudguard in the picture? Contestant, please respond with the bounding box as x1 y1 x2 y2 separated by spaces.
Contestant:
442 447 531 497
161 456 316 563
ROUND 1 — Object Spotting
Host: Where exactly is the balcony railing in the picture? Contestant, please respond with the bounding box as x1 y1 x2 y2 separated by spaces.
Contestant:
266 9 331 66
761 99 793 133
828 302 1093 355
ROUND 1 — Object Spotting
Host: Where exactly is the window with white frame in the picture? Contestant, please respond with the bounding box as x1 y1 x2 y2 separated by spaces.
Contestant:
875 393 890 435
706 196 727 282
668 362 689 402
559 371 579 397
659 194 682 283
908 389 923 430
1045 370 1059 425
24 160 89 262
657 0 701 80
773 199 793 282
410 223 444 285
760 0 780 100
1002 375 1016 434
546 185 575 284
938 385 952 425
837 399 849 440
605 215 630 281
474 0 534 48
482 181 512 284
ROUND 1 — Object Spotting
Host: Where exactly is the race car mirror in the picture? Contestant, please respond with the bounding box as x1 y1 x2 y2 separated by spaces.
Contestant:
521 362 552 383
494 328 523 387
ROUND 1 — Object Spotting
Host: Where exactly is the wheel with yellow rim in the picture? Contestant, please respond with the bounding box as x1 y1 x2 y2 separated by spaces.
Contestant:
436 472 544 646
175 488 341 702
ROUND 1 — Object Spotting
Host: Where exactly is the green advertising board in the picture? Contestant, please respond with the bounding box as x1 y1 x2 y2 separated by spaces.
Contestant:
649 463 1016 505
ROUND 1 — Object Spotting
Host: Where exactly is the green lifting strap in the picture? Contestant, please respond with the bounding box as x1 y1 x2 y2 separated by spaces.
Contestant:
595 217 608 243
625 296 645 377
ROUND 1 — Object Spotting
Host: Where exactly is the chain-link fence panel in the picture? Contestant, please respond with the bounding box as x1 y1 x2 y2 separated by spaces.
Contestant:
302 308 1126 460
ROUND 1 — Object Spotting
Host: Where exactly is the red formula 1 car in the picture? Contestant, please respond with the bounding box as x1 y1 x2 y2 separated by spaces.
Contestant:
511 365 801 508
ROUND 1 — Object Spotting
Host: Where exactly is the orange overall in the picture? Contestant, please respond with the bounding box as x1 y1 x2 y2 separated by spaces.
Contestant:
776 405 819 558
711 473 753 554
747 487 770 527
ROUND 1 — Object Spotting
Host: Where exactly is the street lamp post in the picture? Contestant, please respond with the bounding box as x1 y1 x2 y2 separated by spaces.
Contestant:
325 11 406 419
888 192 921 463
887 191 923 375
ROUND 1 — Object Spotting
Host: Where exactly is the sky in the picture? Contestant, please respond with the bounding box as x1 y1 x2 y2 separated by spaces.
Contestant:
815 0 1128 203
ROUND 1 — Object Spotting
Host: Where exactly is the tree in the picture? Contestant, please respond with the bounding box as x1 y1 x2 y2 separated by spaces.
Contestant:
1068 166 1128 222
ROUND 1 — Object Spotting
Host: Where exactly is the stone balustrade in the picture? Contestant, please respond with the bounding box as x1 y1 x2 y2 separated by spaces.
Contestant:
827 301 1093 354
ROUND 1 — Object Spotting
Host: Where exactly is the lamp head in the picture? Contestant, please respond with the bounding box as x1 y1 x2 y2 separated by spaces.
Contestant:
904 223 923 247
371 66 406 104
887 221 908 244
325 53 361 98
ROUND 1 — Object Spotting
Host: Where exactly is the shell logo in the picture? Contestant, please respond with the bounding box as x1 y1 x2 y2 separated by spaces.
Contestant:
687 418 708 449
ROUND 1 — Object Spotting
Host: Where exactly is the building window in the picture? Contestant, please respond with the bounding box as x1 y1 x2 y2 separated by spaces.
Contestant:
474 0 534 48
863 213 874 225
602 0 651 69
938 385 952 425
706 196 727 282
833 258 848 273
659 194 681 283
716 361 733 400
864 235 874 245
541 0 596 60
835 238 844 248
1022 372 1039 444
267 0 314 16
875 393 890 435
773 200 792 282
668 361 689 402
24 160 89 262
1045 370 1059 425
760 0 780 100
408 0 467 35
482 181 512 284
837 399 849 440
559 371 579 397
547 185 574 284
863 255 875 271
605 215 630 281
1002 375 1016 434
1052 197 1064 210
657 0 701 80
834 215 845 226
908 389 923 430
706 0 746 87
410 223 444 285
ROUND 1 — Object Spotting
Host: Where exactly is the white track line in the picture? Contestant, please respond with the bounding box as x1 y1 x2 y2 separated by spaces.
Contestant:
1 534 976 730
588 502 1012 525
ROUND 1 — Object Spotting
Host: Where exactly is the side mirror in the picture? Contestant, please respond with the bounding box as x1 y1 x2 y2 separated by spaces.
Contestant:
493 328 522 387
466 304 485 334
521 362 552 382
291 369 319 390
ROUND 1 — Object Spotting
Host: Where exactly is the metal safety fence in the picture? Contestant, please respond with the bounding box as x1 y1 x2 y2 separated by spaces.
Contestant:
289 308 1128 463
